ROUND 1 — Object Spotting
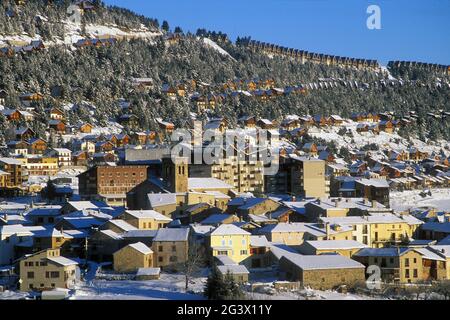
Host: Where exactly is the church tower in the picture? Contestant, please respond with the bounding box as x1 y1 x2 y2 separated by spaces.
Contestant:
162 156 188 193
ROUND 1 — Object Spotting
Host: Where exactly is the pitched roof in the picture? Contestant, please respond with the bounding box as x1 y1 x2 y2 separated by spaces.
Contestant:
153 228 189 242
124 210 172 221
188 178 233 190
47 256 79 267
282 253 364 270
305 240 368 250
128 242 153 255
211 224 250 236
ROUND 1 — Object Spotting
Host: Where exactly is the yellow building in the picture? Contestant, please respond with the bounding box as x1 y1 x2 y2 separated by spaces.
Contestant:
321 214 423 248
0 170 10 188
119 210 172 230
17 156 58 176
209 224 250 263
113 242 153 273
19 248 78 292
354 246 448 283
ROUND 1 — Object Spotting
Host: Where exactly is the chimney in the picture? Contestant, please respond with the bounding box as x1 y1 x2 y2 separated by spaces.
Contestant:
325 222 330 240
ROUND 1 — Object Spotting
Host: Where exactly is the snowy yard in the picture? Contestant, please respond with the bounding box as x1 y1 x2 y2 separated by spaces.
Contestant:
390 188 450 212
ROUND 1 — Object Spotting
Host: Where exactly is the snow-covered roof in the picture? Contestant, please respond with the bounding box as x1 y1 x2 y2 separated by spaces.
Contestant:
250 235 270 248
188 178 233 190
217 264 249 275
0 157 22 165
354 247 410 257
99 229 123 240
47 256 79 267
122 230 158 238
106 219 137 232
211 224 250 236
282 253 364 270
304 240 368 250
124 210 172 221
128 242 153 255
153 228 189 242
136 267 160 276
148 193 177 207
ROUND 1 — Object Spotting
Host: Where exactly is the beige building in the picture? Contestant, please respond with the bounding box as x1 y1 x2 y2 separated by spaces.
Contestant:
19 248 78 292
152 228 189 268
265 155 328 198
113 242 153 273
118 210 172 230
279 253 365 290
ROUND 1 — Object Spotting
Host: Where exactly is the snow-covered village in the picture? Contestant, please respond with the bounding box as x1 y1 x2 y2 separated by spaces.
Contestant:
0 0 450 307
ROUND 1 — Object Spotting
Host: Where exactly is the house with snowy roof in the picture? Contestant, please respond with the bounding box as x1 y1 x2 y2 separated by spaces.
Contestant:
18 248 79 292
152 228 190 268
279 252 365 290
113 242 153 272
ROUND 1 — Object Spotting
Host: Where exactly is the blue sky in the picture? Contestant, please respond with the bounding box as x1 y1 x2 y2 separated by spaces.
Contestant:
104 0 450 66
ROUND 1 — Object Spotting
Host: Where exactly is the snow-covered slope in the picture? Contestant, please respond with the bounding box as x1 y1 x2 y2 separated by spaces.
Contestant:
202 37 236 61
308 120 449 155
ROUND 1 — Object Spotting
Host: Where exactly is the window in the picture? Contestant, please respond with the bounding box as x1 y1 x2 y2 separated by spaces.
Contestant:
158 246 163 252
405 258 409 267
413 258 417 264
405 269 410 278
27 272 34 279
158 257 163 262
242 239 246 246
240 250 248 255
228 240 233 246
171 246 176 252
413 269 418 278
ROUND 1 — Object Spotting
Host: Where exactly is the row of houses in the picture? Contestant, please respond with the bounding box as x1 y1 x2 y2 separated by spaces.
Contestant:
245 40 381 72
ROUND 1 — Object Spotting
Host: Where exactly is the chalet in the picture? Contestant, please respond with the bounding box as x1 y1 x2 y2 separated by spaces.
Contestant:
48 120 66 133
132 78 154 91
79 123 94 134
19 92 43 106
162 84 177 99
15 127 35 141
27 138 47 155
238 115 256 128
49 107 65 120
330 115 344 125
7 140 28 156
156 118 175 134
1 109 20 121
356 123 369 133
95 141 115 153
313 115 330 127
257 118 275 129
72 151 89 166
302 142 318 156
281 118 301 131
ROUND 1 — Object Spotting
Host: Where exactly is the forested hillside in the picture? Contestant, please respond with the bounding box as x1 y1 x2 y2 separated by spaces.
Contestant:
0 0 449 141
